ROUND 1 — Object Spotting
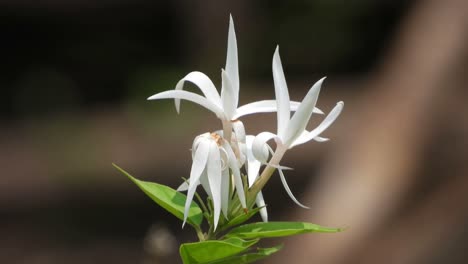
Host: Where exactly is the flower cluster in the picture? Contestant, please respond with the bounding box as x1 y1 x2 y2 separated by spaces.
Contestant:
148 16 343 230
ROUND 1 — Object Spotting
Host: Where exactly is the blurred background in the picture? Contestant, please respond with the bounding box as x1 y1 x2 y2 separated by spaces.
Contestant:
1 0 467 263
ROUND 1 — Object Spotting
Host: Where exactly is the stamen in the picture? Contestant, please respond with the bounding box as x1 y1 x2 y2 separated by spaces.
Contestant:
210 132 224 146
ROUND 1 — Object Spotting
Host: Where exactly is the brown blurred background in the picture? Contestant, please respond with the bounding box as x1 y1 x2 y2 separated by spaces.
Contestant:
1 0 468 263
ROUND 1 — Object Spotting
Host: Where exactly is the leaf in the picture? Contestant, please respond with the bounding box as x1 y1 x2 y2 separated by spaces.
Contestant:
179 237 259 264
225 221 343 239
207 244 283 264
219 206 263 232
113 163 203 227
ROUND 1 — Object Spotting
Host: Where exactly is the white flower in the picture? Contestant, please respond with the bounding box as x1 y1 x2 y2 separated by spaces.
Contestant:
147 16 323 139
180 132 246 230
252 46 344 208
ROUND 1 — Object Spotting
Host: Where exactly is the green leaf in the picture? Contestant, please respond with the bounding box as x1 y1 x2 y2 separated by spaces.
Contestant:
179 237 259 264
220 206 263 232
207 244 283 264
113 163 203 227
225 221 343 239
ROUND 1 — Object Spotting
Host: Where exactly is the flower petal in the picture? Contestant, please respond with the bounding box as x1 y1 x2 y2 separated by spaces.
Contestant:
183 138 210 227
221 168 230 219
255 191 268 222
207 141 223 230
234 100 323 119
174 71 222 111
148 90 225 119
246 135 262 187
278 168 309 209
314 136 330 142
232 120 246 143
291 101 344 147
177 181 190 192
221 69 236 119
224 14 239 108
199 170 212 200
222 141 247 209
272 46 291 138
252 132 278 163
283 77 325 146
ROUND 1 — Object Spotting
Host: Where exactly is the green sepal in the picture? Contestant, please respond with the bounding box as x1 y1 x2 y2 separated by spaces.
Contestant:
113 163 203 227
220 206 264 232
225 221 343 239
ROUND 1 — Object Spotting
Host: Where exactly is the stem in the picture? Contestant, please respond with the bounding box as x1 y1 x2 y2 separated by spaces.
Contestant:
207 224 215 240
194 225 205 241
248 145 287 200
230 145 288 215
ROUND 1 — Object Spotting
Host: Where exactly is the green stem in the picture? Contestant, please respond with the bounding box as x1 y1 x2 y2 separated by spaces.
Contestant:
195 192 209 216
231 145 287 215
248 145 287 202
194 225 205 241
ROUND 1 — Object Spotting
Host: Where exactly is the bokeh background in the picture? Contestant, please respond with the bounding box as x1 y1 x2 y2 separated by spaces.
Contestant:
1 0 468 263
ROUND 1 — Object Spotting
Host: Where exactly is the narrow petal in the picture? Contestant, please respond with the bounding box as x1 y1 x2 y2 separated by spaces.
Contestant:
223 14 239 108
177 181 190 192
148 90 225 119
314 136 330 142
221 69 236 119
283 77 325 146
183 139 210 227
207 141 222 230
272 47 291 138
291 101 344 147
278 168 309 209
246 136 262 187
174 71 222 111
234 100 323 119
291 131 329 146
221 168 230 219
255 191 268 222
199 170 212 200
232 120 246 143
222 141 247 209
252 132 278 163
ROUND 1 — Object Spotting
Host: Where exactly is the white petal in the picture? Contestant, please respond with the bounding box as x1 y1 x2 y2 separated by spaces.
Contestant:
177 181 190 192
291 101 343 147
290 131 329 146
224 14 239 108
221 168 230 219
174 71 222 111
283 77 325 146
235 100 278 118
246 136 262 187
313 106 325 115
222 141 247 209
148 90 225 119
255 191 268 222
234 100 323 119
278 168 309 209
221 70 236 119
191 133 210 159
272 47 291 138
199 170 212 199
313 136 329 142
183 139 210 227
232 120 246 143
252 132 278 163
207 141 222 230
